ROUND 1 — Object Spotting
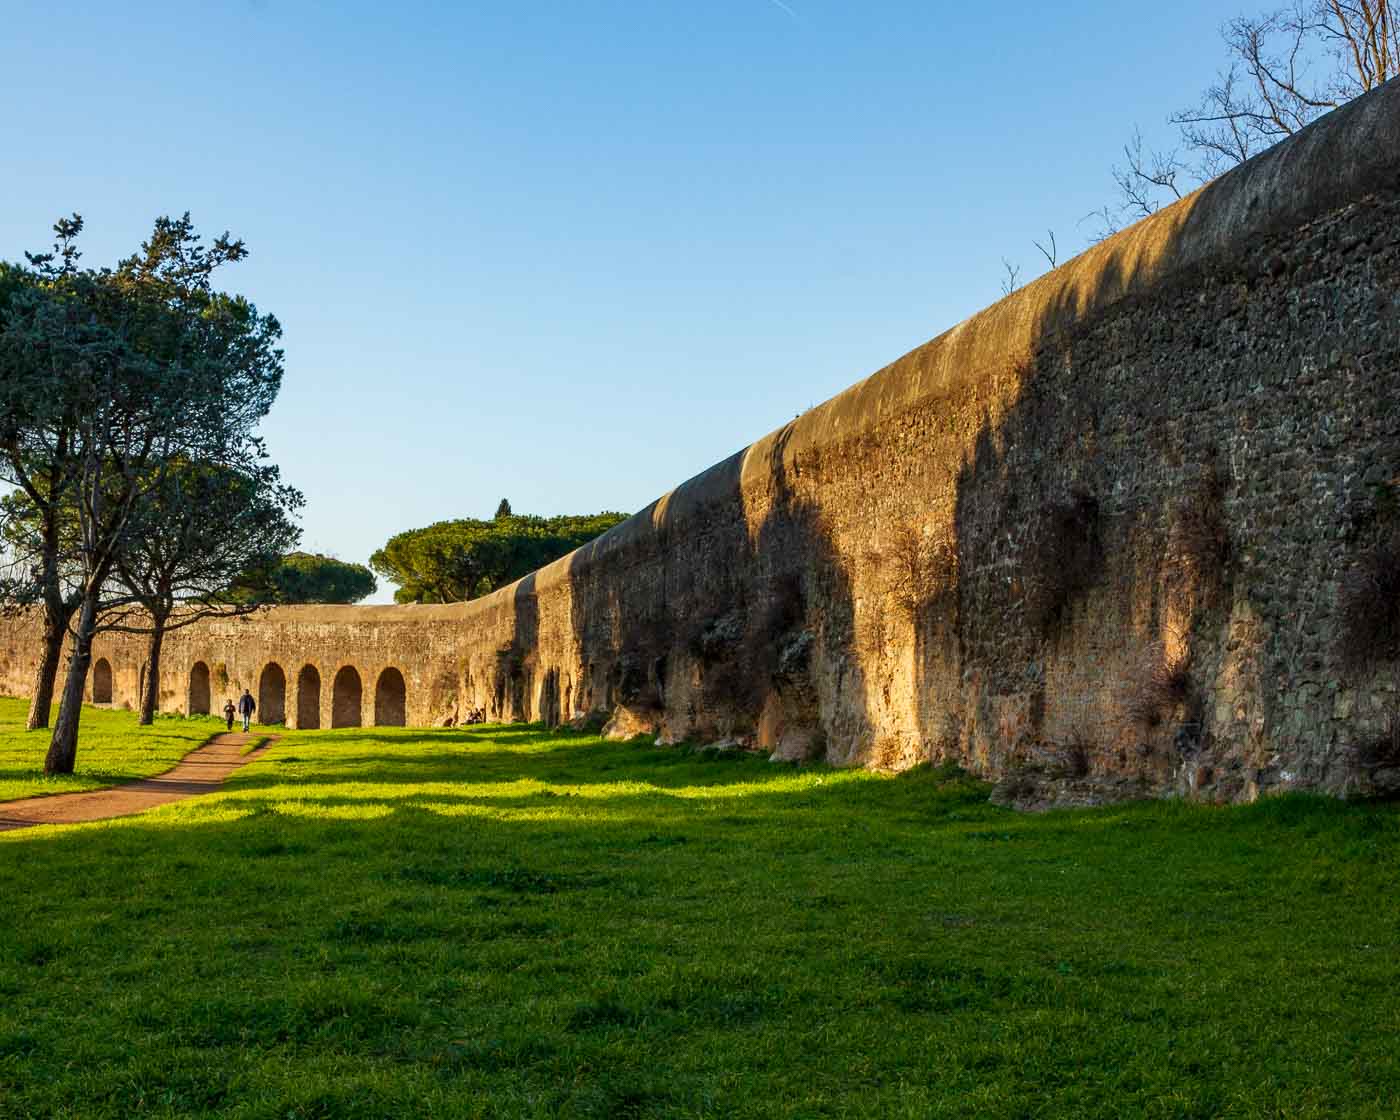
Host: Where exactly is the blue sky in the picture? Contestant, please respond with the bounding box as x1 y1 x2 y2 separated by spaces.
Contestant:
3 1 1233 601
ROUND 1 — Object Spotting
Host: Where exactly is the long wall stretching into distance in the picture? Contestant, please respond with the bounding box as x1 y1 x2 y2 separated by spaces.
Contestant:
3 79 1399 804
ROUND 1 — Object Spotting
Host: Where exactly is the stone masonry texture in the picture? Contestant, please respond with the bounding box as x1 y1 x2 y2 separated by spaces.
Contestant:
2 79 1399 805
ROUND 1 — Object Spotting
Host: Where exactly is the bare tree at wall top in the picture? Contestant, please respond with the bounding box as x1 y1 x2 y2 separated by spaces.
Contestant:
1099 0 1399 233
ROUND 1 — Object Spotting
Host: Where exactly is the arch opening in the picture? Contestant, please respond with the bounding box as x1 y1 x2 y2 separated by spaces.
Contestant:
332 666 362 728
296 665 321 730
374 667 407 727
189 661 211 716
92 658 113 705
259 663 287 725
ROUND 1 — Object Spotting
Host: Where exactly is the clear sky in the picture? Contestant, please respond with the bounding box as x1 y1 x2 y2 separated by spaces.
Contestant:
3 0 1234 602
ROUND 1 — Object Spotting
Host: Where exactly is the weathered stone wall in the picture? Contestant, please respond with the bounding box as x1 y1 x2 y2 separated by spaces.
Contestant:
2 79 1398 803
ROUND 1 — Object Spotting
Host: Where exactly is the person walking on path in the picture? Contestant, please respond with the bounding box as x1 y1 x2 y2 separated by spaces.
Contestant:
237 689 256 732
223 699 236 731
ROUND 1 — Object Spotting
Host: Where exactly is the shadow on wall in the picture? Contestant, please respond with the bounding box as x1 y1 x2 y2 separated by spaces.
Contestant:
494 77 1400 793
559 458 711 738
933 79 1400 799
536 422 873 762
492 579 539 724
742 422 872 764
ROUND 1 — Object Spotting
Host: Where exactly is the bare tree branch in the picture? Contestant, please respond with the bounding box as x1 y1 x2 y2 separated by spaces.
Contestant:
1096 1 1393 240
1000 258 1021 297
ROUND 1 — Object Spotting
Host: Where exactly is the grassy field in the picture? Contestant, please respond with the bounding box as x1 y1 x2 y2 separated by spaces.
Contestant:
0 698 224 801
0 716 1397 1118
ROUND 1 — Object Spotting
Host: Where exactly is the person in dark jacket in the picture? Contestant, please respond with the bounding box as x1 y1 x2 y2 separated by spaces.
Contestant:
223 699 236 731
237 689 256 732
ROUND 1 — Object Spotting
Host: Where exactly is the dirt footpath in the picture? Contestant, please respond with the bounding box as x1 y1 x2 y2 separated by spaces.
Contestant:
0 732 275 833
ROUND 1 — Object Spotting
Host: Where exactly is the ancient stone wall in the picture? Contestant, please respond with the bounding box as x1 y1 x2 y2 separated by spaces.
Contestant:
2 79 1398 803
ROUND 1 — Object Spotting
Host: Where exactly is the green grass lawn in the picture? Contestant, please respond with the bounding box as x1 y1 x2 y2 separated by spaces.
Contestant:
0 697 225 802
1 720 1397 1118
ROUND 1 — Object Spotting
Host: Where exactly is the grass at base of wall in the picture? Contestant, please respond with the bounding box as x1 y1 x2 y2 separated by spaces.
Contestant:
0 698 229 802
1 722 1398 1118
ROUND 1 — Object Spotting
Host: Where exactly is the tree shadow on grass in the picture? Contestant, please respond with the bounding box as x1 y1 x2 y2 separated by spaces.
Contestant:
208 755 1005 845
1 746 1397 1120
225 726 807 794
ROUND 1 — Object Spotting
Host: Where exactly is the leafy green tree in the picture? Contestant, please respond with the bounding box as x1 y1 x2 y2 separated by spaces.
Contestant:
370 511 628 604
0 214 287 774
494 498 512 519
110 461 302 724
0 231 102 730
232 552 376 605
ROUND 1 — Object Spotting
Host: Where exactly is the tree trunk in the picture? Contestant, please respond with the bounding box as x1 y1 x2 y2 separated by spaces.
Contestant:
24 516 71 731
25 601 70 731
45 591 99 775
139 622 166 726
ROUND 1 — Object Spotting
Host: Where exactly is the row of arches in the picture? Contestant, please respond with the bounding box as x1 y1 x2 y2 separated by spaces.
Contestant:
100 648 646 729
183 661 407 728
99 650 599 728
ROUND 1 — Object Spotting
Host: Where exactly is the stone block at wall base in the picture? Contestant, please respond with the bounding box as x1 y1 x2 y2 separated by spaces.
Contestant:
602 705 660 740
989 769 1156 812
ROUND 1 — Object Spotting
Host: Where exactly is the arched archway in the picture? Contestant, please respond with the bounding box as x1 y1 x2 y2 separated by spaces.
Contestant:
259 663 286 725
332 666 362 728
374 667 406 726
296 665 321 730
188 662 211 716
92 658 113 704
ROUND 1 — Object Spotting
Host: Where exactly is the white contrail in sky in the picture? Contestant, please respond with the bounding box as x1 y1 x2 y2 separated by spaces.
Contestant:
766 0 799 18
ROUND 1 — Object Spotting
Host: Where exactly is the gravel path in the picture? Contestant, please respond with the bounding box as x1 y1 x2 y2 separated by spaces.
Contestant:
0 732 275 832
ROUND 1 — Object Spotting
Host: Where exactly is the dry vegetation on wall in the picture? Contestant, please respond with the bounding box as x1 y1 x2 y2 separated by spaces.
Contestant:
1354 703 1400 767
1164 465 1232 608
684 573 812 724
1021 491 1102 632
885 524 959 619
614 652 662 711
493 640 528 718
987 729 1097 812
753 573 808 674
753 574 820 744
685 611 744 667
1336 530 1400 669
615 613 674 711
1125 645 1194 731
1043 732 1093 780
687 611 754 719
